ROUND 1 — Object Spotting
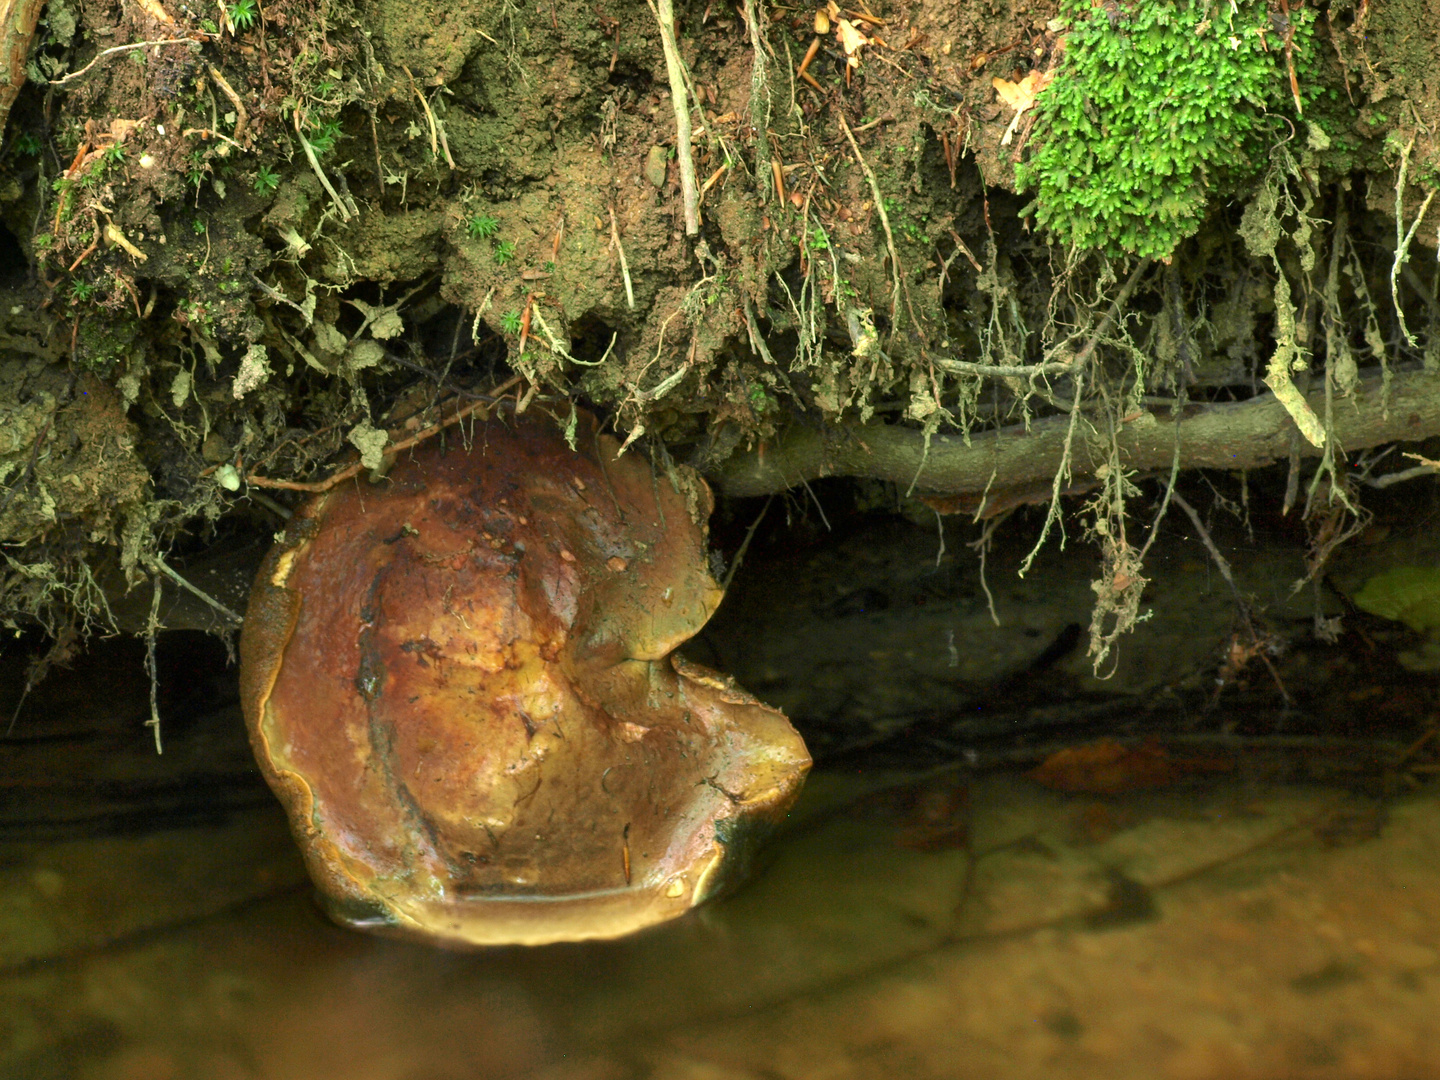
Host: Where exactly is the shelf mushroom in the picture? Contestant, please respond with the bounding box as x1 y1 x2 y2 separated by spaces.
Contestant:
239 409 810 946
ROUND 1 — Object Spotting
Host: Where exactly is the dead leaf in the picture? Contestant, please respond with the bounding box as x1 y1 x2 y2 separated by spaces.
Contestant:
132 0 177 25
108 118 142 144
992 69 1055 145
835 18 869 66
993 69 1054 114
1028 738 1231 795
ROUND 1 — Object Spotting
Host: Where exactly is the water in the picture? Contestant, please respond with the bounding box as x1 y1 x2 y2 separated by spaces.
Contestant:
5 501 1440 1079
6 740 1440 1079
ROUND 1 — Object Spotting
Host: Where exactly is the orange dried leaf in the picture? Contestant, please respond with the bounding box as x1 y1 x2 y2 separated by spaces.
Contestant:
132 0 176 25
992 69 1054 113
1027 738 1229 795
835 18 869 58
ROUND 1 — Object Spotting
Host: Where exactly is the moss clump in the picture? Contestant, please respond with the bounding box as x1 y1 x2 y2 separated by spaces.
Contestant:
1016 0 1315 259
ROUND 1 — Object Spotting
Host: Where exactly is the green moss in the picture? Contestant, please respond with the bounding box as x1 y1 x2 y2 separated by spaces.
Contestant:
1016 0 1316 259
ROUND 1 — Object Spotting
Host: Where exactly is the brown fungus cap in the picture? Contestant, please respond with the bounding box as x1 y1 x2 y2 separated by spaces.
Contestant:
239 410 810 946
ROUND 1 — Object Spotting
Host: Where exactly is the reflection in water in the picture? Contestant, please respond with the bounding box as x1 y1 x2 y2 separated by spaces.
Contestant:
6 761 1440 1080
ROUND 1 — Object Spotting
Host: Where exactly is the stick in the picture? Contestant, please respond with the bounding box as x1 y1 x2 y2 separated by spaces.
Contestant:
147 554 244 626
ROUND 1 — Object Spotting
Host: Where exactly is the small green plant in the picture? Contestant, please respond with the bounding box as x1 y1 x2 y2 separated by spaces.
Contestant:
747 381 772 414
227 0 258 30
500 310 522 335
307 119 342 156
1015 0 1317 259
192 218 207 235
807 225 830 250
186 150 208 190
467 213 499 239
11 133 41 157
69 279 96 302
102 143 126 167
253 165 280 195
493 240 516 266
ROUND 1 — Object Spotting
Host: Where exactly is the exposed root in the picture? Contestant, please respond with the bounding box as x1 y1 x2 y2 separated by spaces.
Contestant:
146 554 243 628
713 367 1440 498
293 110 357 222
840 113 901 328
609 208 636 310
1390 132 1437 349
645 0 700 235
246 376 522 493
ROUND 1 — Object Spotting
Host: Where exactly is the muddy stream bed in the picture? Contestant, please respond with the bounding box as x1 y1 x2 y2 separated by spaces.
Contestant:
3 474 1440 1080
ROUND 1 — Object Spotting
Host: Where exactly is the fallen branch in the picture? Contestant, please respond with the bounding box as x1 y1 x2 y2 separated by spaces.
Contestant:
711 367 1440 497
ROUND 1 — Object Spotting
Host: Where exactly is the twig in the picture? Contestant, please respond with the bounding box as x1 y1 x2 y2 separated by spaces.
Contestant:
48 38 197 88
743 297 778 365
609 207 636 309
796 36 820 82
251 273 312 318
1361 462 1440 488
66 235 98 273
645 0 700 234
840 112 901 327
293 110 355 222
1169 491 1241 601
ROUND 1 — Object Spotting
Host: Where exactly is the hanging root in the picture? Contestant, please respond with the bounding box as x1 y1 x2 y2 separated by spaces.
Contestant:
1390 132 1438 349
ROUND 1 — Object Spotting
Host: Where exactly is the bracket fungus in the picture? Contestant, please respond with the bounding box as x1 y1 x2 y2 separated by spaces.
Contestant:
239 410 810 946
